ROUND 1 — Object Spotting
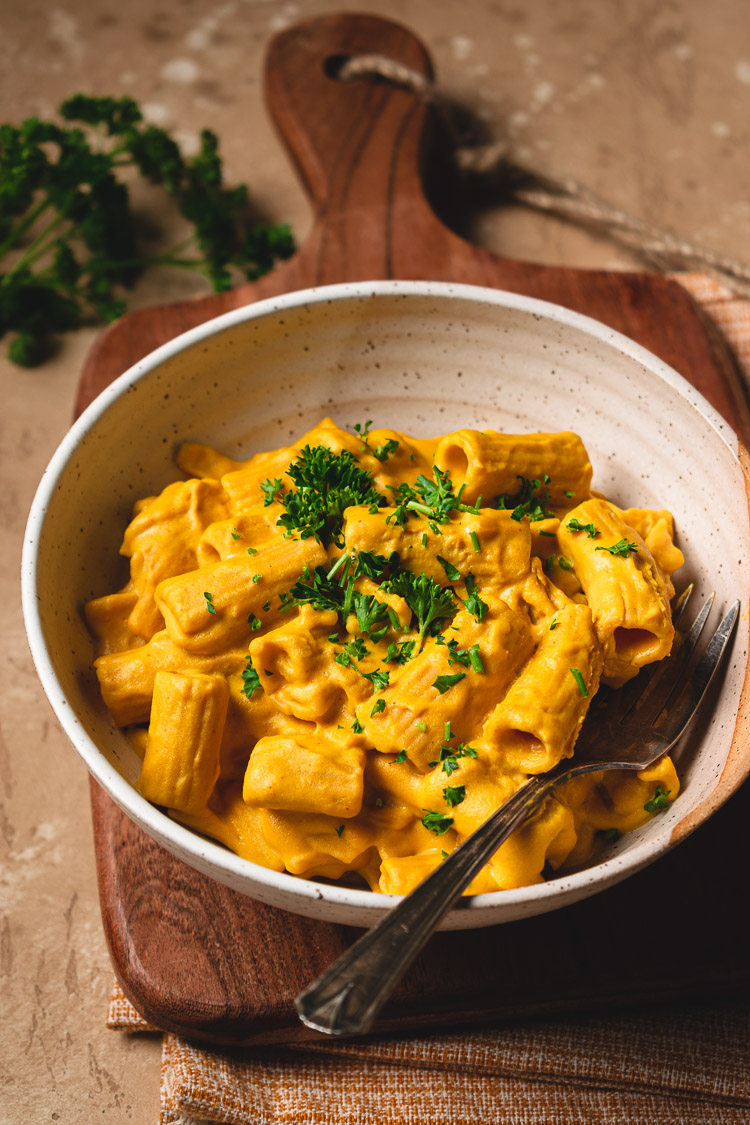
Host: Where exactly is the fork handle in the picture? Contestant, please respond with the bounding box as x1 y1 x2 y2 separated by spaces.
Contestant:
295 769 563 1037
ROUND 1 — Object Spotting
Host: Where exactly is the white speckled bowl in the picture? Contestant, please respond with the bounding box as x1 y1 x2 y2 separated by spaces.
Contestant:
22 281 750 929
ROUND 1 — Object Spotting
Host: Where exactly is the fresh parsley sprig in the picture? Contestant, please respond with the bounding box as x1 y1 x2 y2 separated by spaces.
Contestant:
387 466 479 527
499 475 554 522
0 95 294 364
268 445 384 545
382 570 457 642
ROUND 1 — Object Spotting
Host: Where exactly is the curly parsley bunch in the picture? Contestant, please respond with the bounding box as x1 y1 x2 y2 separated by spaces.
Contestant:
0 94 294 365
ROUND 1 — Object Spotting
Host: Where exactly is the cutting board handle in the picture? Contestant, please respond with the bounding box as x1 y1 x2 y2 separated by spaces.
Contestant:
264 12 433 213
77 10 750 440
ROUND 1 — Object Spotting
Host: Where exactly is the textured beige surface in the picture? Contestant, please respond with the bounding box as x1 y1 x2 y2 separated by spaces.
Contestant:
3 1 750 1121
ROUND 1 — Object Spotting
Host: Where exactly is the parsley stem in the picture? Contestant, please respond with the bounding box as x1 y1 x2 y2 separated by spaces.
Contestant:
8 210 70 274
327 551 353 581
0 196 54 259
406 501 434 517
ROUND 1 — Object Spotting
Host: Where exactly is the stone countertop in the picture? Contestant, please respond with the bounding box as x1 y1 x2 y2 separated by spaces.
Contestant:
3 1 749 1120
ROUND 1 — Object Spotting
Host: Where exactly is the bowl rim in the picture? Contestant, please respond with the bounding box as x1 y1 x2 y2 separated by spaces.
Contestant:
21 277 746 919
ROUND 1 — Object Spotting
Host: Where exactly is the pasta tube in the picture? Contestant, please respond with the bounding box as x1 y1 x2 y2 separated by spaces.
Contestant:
482 602 603 773
434 429 592 506
243 735 365 818
557 498 674 685
362 603 534 769
155 535 327 654
138 670 229 812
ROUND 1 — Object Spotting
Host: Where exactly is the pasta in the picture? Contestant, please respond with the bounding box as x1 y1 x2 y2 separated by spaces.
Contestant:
86 417 684 895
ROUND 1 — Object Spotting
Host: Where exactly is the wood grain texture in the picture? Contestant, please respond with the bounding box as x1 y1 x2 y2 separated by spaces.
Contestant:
84 12 750 1044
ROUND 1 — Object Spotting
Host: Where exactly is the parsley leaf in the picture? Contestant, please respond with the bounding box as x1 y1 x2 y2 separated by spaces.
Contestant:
382 570 457 641
433 672 466 694
374 438 399 462
360 668 390 692
421 809 454 836
443 784 466 807
644 785 671 813
596 538 639 558
437 555 462 582
566 518 598 538
240 657 261 699
498 475 554 522
384 639 417 664
463 574 489 623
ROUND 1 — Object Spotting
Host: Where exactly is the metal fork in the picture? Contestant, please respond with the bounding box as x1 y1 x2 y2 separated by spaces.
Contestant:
295 589 740 1037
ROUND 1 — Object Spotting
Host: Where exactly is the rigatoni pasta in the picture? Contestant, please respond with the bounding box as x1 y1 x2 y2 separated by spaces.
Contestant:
86 417 684 896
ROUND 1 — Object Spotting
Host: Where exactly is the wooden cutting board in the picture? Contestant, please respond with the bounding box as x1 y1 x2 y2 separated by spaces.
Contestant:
83 13 750 1045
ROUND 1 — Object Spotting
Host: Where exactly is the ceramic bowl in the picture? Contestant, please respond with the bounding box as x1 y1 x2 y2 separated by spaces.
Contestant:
22 280 750 929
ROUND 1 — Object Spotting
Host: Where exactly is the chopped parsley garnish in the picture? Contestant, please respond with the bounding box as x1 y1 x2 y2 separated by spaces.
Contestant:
203 591 216 614
352 550 391 580
360 668 390 692
342 637 369 661
566 518 598 538
421 809 454 836
644 785 671 813
352 590 392 639
247 613 262 630
443 784 466 808
602 828 621 843
387 465 478 527
549 618 559 630
437 555 462 582
499 475 554 522
416 722 427 733
335 824 345 837
260 477 283 506
384 639 416 664
252 573 262 583
596 538 639 558
430 743 478 776
353 419 373 447
264 445 384 546
571 668 588 698
240 657 261 699
432 672 466 694
351 717 364 734
392 749 408 763
230 527 242 540
371 698 386 717
374 438 399 462
246 546 258 557
382 570 457 641
285 566 392 637
463 573 489 623
446 640 484 673
558 556 574 571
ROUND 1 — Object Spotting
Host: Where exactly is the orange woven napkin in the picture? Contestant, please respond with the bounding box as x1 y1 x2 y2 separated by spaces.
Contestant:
108 981 750 1124
106 272 750 1125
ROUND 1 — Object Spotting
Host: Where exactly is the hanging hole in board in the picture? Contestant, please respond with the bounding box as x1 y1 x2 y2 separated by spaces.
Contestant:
323 54 352 80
